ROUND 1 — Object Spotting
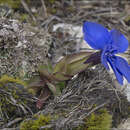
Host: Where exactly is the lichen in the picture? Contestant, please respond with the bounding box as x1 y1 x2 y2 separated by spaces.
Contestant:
20 114 52 130
0 18 51 80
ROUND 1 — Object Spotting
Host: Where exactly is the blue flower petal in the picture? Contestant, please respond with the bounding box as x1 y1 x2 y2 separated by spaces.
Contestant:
114 56 130 83
83 21 110 50
107 57 123 85
110 29 129 53
101 46 109 70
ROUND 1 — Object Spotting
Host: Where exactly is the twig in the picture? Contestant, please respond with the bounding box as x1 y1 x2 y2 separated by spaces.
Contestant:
70 0 74 6
2 128 18 130
20 0 36 22
40 0 47 18
5 118 22 127
40 124 53 129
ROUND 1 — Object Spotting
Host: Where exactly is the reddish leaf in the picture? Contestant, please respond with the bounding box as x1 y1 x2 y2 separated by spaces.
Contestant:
36 87 51 109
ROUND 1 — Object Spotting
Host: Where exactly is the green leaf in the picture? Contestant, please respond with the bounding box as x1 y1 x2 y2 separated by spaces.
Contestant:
46 82 61 96
56 81 65 91
53 57 67 74
38 63 53 80
52 52 100 81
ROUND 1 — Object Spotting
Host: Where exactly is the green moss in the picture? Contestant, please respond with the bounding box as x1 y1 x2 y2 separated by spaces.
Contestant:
125 16 130 22
0 75 27 87
19 13 29 22
0 0 20 9
48 0 55 4
75 108 112 130
20 114 52 130
0 0 30 9
0 75 35 123
51 8 57 14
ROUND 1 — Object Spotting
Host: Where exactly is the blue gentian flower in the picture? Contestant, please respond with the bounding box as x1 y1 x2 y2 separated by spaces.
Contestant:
83 21 130 85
